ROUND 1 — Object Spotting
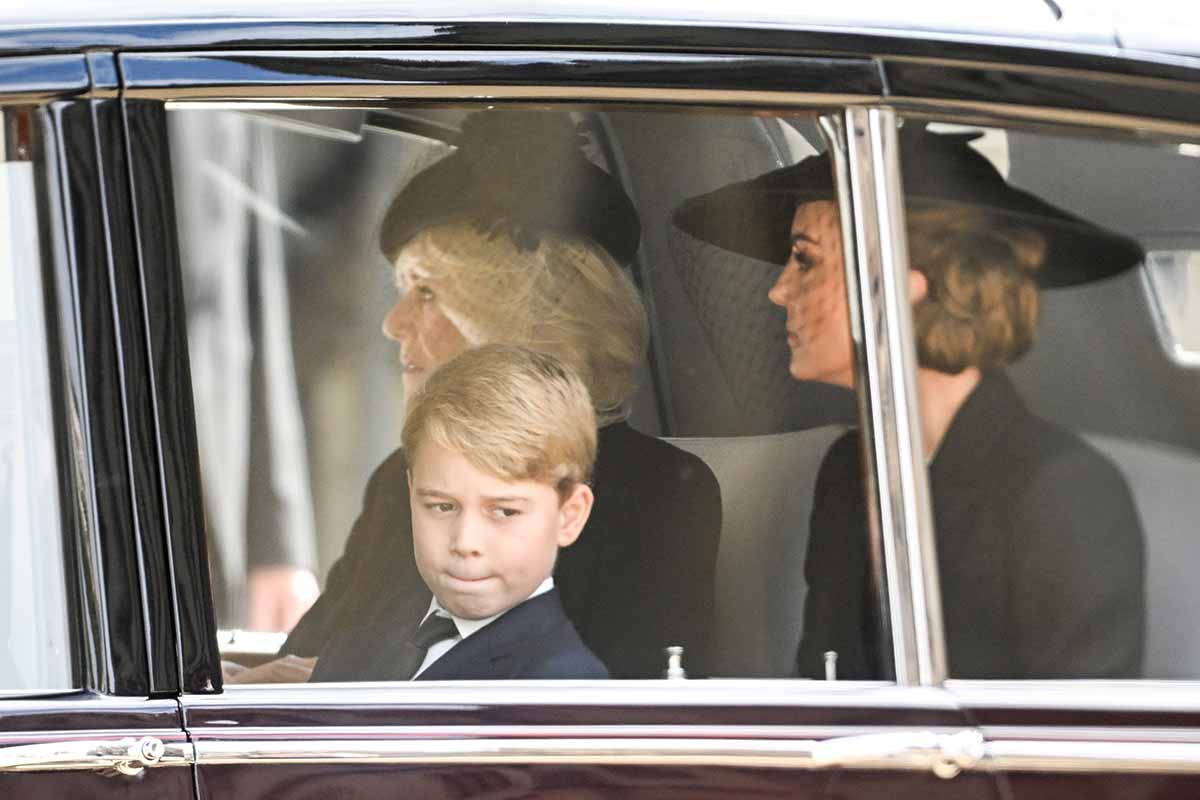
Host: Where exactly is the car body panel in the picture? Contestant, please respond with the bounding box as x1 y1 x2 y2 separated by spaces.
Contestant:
953 682 1200 797
2 5 1200 799
0 695 191 798
182 683 996 800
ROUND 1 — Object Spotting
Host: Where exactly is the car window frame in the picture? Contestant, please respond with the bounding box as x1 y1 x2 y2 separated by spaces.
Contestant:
0 52 186 699
128 38 1200 697
0 53 193 792
119 45 930 695
889 104 1200 687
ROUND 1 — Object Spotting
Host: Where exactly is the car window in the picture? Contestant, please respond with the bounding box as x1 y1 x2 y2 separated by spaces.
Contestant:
165 104 885 683
894 116 1200 680
0 121 73 693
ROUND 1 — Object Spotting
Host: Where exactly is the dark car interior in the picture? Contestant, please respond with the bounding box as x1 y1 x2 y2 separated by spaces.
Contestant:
168 103 1200 682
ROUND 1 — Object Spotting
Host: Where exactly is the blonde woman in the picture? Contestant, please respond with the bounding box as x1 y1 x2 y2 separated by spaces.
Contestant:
278 110 720 681
675 126 1145 679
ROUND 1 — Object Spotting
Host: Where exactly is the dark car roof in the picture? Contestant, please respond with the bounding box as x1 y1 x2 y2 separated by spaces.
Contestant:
2 0 1198 86
0 0 1192 57
1 0 1103 39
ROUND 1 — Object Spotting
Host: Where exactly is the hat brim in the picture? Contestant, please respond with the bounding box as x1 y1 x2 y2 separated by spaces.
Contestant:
673 148 1143 289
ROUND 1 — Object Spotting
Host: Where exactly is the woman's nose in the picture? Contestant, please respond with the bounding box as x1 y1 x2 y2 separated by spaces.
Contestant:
381 296 412 342
767 268 793 307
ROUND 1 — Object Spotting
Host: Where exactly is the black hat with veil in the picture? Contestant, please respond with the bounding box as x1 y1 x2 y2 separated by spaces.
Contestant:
379 109 641 265
672 124 1143 288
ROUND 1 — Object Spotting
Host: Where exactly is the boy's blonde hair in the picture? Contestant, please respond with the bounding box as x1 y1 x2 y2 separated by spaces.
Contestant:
402 344 598 498
393 221 648 425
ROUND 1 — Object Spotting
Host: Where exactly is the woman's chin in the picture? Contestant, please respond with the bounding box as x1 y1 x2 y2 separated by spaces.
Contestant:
789 359 853 390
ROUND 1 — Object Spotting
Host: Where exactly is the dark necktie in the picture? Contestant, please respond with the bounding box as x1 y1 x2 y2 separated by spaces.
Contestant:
396 612 459 680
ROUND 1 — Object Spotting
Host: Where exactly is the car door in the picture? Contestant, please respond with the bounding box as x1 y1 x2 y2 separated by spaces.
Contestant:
0 54 193 796
119 34 1008 799
879 55 1200 796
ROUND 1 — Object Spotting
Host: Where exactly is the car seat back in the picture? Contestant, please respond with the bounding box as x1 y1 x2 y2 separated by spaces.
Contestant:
667 425 846 677
1086 434 1200 679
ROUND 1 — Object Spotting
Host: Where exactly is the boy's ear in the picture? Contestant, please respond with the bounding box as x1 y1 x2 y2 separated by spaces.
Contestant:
556 483 594 548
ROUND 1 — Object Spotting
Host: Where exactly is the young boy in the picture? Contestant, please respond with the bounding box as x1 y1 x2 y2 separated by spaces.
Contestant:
312 344 608 681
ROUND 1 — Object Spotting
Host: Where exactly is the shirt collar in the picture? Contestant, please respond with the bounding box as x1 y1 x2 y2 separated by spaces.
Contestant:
424 576 555 640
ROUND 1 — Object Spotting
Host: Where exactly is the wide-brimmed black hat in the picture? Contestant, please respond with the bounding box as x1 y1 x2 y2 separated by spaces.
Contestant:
672 125 1143 288
380 109 640 264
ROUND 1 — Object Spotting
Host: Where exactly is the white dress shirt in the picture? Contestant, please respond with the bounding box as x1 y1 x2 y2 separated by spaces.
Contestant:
412 576 555 678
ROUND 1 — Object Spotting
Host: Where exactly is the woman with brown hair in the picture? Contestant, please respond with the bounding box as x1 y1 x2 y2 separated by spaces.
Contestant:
674 126 1145 679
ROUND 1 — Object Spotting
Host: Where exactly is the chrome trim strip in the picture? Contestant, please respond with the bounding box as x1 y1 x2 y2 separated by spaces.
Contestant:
892 97 1200 140
184 724 1200 775
839 106 945 686
123 56 1200 140
0 734 192 774
152 86 876 106
10 726 1199 776
984 739 1200 774
822 109 898 685
0 53 90 103
191 679 955 709
191 729 982 776
984 725 1200 744
840 107 912 682
192 736 827 768
867 107 947 686
0 695 181 714
948 678 1200 711
188 723 968 740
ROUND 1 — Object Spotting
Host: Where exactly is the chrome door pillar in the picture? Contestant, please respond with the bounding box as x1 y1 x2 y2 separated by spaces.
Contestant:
822 107 947 687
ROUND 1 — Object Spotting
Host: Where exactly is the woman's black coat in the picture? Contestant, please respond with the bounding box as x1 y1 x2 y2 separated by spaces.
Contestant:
283 421 722 678
795 371 1145 680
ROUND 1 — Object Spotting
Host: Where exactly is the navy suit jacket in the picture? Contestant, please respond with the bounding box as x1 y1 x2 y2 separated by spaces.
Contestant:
310 589 609 682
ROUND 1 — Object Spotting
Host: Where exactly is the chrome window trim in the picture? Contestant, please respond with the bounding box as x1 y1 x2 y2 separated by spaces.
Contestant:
154 88 1199 697
0 53 89 104
982 740 1200 774
152 85 877 106
892 97 1200 141
0 695 182 713
834 106 946 686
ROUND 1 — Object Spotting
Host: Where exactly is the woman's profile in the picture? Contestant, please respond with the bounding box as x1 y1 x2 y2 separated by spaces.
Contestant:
264 109 721 681
674 124 1145 679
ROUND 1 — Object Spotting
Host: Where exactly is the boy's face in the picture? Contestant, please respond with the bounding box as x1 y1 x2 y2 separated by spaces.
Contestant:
409 441 593 620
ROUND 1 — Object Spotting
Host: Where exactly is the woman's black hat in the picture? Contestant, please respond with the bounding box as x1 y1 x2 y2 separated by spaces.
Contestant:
380 110 641 264
672 125 1143 288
